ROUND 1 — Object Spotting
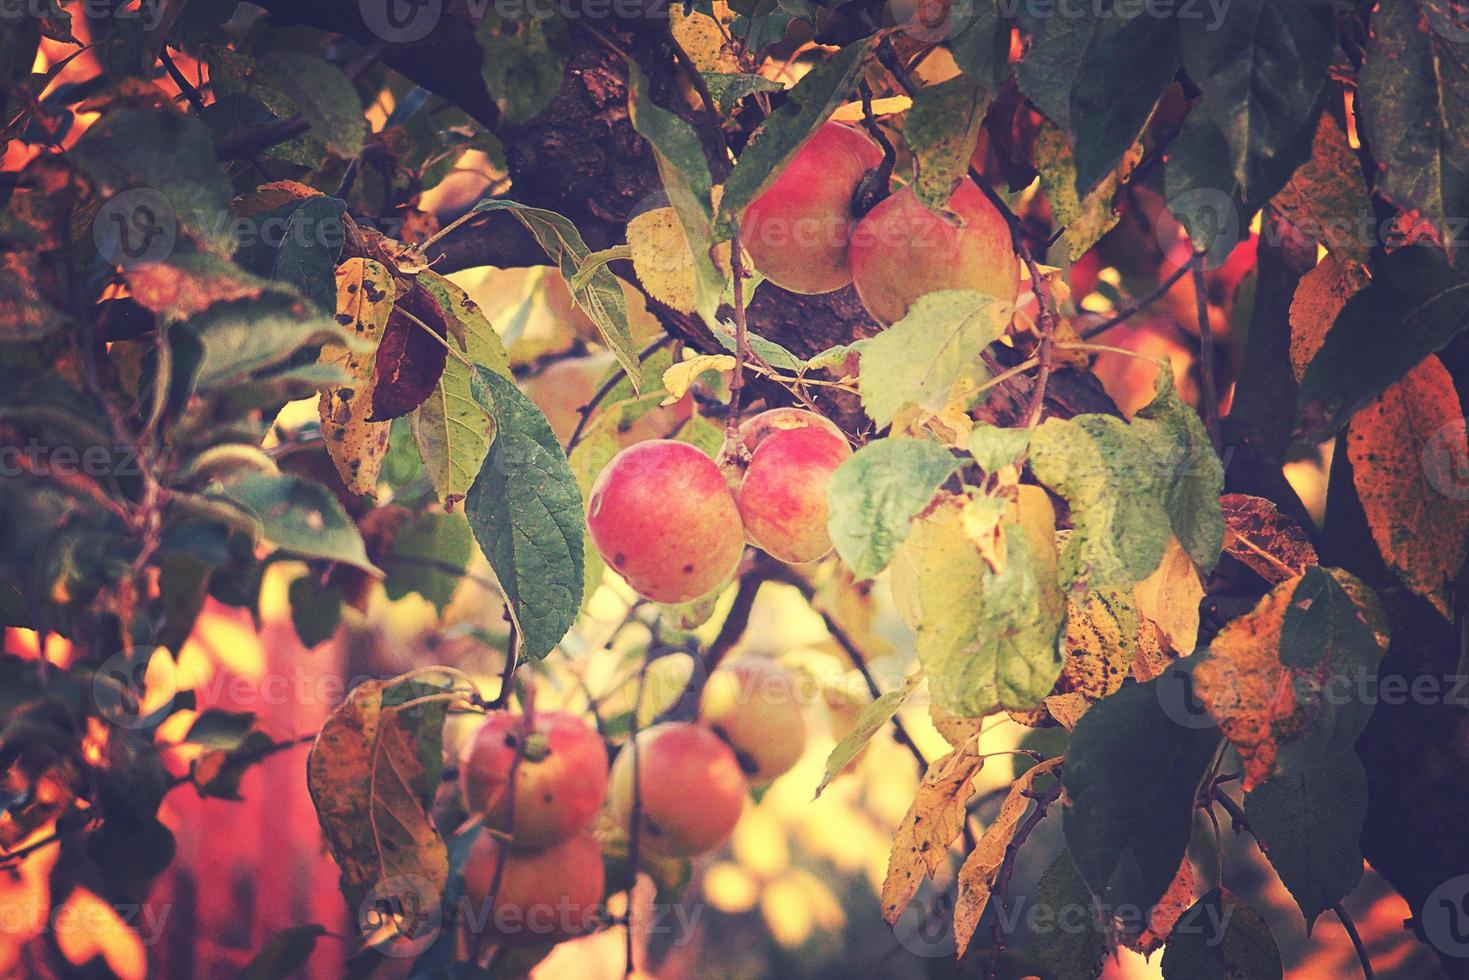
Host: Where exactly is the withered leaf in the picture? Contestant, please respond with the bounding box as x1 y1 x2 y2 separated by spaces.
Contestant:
1221 493 1319 585
1288 256 1368 384
880 746 987 925
370 281 451 422
319 258 395 497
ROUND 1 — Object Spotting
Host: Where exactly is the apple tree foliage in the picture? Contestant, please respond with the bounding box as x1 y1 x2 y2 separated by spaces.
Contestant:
1 0 1468 976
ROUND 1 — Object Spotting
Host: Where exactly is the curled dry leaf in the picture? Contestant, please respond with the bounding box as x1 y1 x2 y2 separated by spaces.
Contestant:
879 745 987 925
1220 493 1319 585
370 281 453 422
1346 355 1469 618
952 757 1063 956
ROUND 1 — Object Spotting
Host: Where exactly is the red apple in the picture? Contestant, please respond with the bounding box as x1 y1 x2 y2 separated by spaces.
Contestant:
700 658 808 783
848 180 1020 323
742 122 884 295
607 722 747 857
462 829 605 946
736 424 851 564
586 441 746 603
459 710 609 851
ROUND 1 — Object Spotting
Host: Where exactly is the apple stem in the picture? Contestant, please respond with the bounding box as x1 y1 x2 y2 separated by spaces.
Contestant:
726 226 751 451
852 81 897 218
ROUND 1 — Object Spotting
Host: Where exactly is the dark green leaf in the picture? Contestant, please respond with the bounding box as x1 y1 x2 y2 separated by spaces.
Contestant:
382 511 474 614
260 51 365 160
465 370 584 659
1063 664 1223 911
1030 852 1107 980
477 9 569 126
902 77 991 211
289 574 343 648
1160 889 1283 980
184 709 258 750
1244 753 1367 929
244 925 328 980
219 473 381 574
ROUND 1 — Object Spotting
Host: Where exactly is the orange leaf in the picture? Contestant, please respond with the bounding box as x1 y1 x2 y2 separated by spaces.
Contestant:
1346 355 1469 618
1124 858 1197 955
1221 493 1319 584
1288 255 1369 383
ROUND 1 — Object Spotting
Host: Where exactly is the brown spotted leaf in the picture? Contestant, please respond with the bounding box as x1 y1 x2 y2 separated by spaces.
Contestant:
879 746 987 925
1221 493 1320 584
320 258 396 497
1346 355 1469 618
953 758 1063 956
1271 113 1374 267
1288 256 1369 384
306 675 451 919
370 281 451 421
1009 589 1137 728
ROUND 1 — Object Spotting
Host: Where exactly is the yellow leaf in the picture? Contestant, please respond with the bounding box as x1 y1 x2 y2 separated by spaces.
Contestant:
1134 537 1204 655
319 258 395 497
879 745 986 925
661 353 736 404
830 96 911 122
961 493 1008 573
1288 255 1368 383
627 207 731 314
671 6 738 73
1346 355 1469 617
952 758 1063 955
1009 588 1137 728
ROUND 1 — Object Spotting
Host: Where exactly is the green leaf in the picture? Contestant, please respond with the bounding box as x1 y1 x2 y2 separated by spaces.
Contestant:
720 38 876 232
1132 370 1225 571
1074 14 1179 196
1358 0 1469 262
1179 0 1334 211
857 290 1010 428
306 676 452 923
1298 246 1469 437
1034 119 1133 261
1063 664 1223 911
266 196 348 312
902 77 991 211
473 200 641 388
465 369 584 659
288 574 342 648
967 423 1030 473
69 107 233 255
219 473 381 574
382 511 474 614
625 58 723 322
1160 890 1283 980
826 437 962 580
703 72 782 114
1244 753 1367 930
184 293 361 391
893 505 1067 717
184 709 258 750
1016 12 1101 126
949 1 1009 89
814 672 922 799
260 51 365 160
1029 415 1172 588
476 8 569 126
1031 853 1106 980
411 271 509 505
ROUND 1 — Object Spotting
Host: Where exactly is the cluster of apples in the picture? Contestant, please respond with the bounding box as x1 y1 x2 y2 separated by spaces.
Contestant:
454 657 808 946
586 408 851 604
742 121 1020 322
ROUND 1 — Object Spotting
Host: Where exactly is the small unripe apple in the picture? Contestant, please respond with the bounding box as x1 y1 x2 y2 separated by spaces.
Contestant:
462 829 605 946
607 722 747 857
848 180 1020 323
459 710 609 851
742 122 884 295
587 441 745 604
736 424 851 564
700 658 808 784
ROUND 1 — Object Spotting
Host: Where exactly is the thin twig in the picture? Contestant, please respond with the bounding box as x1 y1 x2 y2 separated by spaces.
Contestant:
987 776 1063 979
704 572 765 672
159 48 207 114
726 226 750 448
1191 254 1222 450
1079 261 1193 340
564 335 677 456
